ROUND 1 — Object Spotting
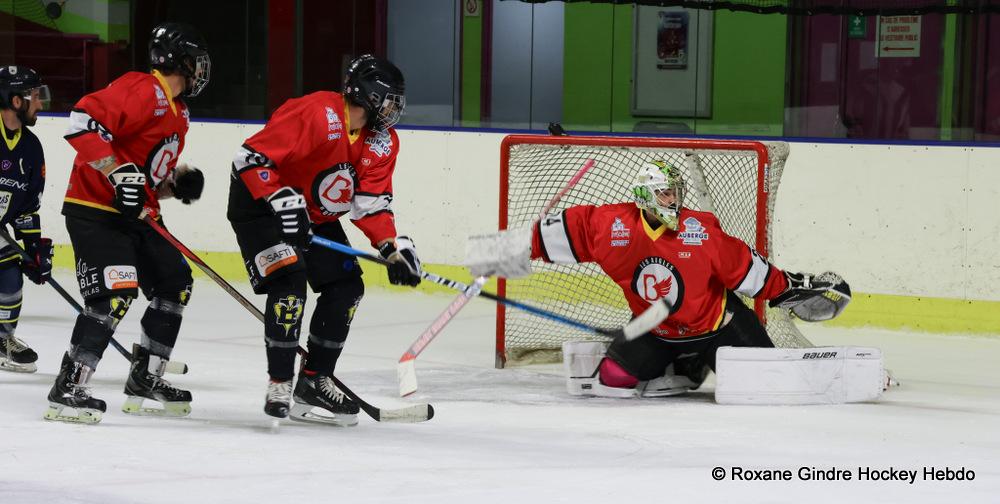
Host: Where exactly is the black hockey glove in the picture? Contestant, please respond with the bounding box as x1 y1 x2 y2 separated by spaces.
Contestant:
22 237 53 285
267 186 312 249
769 271 851 322
378 236 422 287
107 162 147 219
170 165 204 204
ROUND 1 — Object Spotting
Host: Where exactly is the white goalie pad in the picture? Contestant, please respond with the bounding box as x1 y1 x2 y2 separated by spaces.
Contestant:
562 341 637 398
715 346 885 405
464 227 533 278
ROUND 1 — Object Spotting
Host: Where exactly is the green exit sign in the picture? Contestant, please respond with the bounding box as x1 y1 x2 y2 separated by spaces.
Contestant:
848 15 867 38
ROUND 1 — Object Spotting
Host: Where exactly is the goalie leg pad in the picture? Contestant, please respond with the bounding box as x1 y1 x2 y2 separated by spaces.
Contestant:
562 341 638 398
714 346 885 405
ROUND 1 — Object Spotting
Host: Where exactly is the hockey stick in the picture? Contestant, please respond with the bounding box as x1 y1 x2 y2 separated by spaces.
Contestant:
0 229 188 374
396 276 487 397
396 158 597 396
311 236 670 342
142 216 433 423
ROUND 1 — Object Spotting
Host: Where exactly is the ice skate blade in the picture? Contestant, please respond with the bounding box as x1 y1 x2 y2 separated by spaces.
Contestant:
0 360 37 373
43 403 102 424
289 403 358 427
122 396 191 417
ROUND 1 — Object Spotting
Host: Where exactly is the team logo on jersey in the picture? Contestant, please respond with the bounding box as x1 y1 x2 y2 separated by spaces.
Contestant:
255 243 298 277
631 257 684 311
1 160 10 171
365 131 393 158
258 170 270 182
145 133 181 187
610 217 631 247
104 265 139 290
312 162 356 216
0 191 11 221
678 217 709 246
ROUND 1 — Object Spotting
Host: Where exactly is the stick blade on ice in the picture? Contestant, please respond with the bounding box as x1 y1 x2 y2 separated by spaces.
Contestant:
397 356 418 397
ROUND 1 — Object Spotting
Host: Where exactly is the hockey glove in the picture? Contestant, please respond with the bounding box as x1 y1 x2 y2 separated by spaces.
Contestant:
107 163 147 219
379 236 422 287
22 237 53 285
769 271 851 322
169 164 204 204
267 187 312 249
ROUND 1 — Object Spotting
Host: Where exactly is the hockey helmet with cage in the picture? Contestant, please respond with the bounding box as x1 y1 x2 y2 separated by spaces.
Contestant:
343 54 405 132
632 160 685 231
149 22 211 98
0 66 50 110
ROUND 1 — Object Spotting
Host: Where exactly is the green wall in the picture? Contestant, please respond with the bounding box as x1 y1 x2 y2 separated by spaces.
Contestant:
563 3 787 136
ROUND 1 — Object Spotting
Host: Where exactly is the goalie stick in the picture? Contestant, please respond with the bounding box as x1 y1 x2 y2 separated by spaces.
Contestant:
311 236 671 342
396 158 597 396
0 229 188 374
142 216 433 423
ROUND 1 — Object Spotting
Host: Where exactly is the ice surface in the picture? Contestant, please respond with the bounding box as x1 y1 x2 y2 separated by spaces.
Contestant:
1 272 998 503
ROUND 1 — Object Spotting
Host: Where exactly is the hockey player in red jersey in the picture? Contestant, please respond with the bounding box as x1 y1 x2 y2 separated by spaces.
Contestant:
467 160 849 398
45 23 210 424
227 55 420 425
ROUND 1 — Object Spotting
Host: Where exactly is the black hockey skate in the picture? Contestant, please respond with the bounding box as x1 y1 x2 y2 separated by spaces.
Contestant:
290 373 359 427
44 352 106 424
122 344 192 417
1 334 38 373
264 379 292 418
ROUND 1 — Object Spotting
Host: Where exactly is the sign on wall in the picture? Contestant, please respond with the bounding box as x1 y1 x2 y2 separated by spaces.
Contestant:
877 15 921 58
632 6 713 118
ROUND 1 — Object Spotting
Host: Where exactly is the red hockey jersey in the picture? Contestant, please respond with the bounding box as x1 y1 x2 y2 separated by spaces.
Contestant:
63 71 190 220
530 203 788 340
233 91 399 246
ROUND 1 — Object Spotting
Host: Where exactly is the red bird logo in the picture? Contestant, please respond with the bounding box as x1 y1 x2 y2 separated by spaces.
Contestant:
653 276 672 299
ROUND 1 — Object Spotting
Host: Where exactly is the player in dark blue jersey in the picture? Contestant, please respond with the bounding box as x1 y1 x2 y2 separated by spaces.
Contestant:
0 66 53 373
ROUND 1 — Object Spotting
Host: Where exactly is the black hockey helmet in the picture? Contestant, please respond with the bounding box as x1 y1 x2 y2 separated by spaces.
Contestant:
0 65 50 110
149 22 210 98
343 54 405 132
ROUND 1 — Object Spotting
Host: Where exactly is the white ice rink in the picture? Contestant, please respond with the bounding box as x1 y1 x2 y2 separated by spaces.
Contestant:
2 272 998 503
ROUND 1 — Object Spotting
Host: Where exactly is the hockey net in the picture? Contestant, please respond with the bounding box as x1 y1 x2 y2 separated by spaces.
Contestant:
497 135 811 368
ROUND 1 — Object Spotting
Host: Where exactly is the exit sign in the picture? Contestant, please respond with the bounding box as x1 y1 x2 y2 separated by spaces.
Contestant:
848 15 867 38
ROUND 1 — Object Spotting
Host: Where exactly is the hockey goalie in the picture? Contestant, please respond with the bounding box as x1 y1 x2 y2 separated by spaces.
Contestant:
467 160 887 405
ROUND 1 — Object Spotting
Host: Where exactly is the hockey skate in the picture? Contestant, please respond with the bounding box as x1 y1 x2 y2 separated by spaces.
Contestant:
290 373 359 427
44 352 106 424
0 334 38 373
264 379 292 418
122 344 192 417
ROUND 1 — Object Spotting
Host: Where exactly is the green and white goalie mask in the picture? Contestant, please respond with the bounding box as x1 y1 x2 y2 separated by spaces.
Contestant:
632 160 684 231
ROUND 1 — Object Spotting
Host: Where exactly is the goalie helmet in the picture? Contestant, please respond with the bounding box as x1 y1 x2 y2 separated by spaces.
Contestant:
149 22 211 98
632 160 684 230
343 54 405 132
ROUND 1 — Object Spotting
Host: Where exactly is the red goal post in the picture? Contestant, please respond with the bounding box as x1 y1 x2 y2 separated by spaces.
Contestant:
496 134 809 368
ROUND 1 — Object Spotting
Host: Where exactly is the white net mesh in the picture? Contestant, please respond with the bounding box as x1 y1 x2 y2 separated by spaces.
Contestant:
498 136 811 367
